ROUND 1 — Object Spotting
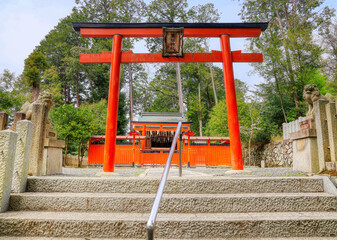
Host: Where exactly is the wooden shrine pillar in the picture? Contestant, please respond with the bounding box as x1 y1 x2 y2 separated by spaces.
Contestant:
220 34 244 170
103 34 123 172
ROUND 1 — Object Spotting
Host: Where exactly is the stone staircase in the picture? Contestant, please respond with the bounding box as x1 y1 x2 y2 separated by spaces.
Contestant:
0 176 336 239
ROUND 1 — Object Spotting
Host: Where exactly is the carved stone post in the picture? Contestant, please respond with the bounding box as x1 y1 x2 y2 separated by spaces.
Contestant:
11 112 26 132
0 129 17 212
28 103 47 176
314 100 330 171
12 120 33 193
0 113 8 130
42 129 65 175
291 126 319 173
325 101 337 171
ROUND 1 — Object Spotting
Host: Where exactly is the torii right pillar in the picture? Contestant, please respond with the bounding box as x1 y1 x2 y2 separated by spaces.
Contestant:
220 34 244 170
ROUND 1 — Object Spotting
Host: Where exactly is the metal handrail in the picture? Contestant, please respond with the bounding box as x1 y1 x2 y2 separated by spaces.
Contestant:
146 121 183 240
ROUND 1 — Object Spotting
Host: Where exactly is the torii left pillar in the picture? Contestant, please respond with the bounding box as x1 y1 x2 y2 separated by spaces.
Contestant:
103 34 123 172
220 34 243 170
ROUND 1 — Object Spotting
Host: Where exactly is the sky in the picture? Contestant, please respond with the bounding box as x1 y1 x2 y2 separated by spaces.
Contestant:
0 0 336 88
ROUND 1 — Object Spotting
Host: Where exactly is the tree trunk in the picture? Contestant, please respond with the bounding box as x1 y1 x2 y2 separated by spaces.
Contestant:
63 138 69 167
176 63 184 114
76 72 80 108
209 63 218 104
273 71 288 123
77 143 81 168
284 46 300 115
67 87 71 105
205 85 211 108
63 83 67 104
32 85 40 101
248 134 249 166
198 80 203 137
128 63 134 130
204 40 218 105
79 142 86 168
276 9 300 116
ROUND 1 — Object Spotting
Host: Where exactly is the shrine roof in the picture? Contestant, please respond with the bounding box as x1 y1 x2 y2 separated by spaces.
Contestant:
72 22 268 32
133 112 189 123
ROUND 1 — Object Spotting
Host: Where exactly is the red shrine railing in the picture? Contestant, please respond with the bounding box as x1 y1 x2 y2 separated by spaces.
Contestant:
88 136 231 166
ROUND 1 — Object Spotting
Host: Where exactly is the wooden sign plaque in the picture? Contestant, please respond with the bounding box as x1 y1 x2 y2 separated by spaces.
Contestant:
162 27 184 57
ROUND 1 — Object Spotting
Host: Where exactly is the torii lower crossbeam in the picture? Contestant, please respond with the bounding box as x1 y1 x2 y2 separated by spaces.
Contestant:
80 50 263 64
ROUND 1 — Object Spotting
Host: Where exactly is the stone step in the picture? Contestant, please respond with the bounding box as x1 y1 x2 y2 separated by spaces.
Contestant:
26 176 324 194
0 211 336 238
9 192 337 213
1 238 337 240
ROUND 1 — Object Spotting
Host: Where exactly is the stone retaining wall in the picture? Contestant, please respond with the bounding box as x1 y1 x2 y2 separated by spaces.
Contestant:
64 154 88 168
243 140 293 167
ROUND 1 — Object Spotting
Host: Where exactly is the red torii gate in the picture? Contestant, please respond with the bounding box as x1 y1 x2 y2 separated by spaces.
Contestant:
72 22 268 172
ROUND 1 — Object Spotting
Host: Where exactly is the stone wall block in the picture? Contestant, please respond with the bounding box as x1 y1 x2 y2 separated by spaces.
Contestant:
12 120 33 193
0 129 17 212
0 113 8 130
314 100 330 171
28 103 47 176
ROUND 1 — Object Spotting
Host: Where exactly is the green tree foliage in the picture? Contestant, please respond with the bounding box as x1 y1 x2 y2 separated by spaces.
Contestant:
34 1 134 146
0 70 29 115
146 0 189 52
239 0 335 121
81 100 108 135
42 66 63 106
63 47 91 107
204 100 228 137
23 51 49 101
321 18 337 95
205 79 251 142
50 104 77 165
50 104 96 166
81 97 128 136
37 13 90 104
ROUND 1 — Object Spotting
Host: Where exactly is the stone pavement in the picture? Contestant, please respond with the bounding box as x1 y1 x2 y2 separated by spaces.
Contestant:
60 166 337 187
61 166 309 178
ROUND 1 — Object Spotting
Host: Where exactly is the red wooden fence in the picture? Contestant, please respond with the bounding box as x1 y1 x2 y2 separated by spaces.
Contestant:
88 142 231 166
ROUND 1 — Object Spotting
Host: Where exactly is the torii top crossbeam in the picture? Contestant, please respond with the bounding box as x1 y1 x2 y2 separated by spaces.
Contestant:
73 21 268 172
73 22 268 37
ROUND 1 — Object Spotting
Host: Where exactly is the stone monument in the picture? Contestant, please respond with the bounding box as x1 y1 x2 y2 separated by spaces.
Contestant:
20 92 65 176
291 84 336 173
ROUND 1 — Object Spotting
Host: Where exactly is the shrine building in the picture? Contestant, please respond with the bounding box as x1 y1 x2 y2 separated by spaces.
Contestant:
88 112 231 166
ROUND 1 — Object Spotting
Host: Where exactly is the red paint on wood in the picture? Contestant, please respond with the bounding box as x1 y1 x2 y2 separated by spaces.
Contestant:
80 28 262 38
80 50 262 64
220 34 244 171
103 35 123 172
88 142 231 166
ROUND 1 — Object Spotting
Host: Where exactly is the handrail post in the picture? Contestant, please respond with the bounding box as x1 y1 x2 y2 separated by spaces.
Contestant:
179 127 183 177
147 224 154 240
